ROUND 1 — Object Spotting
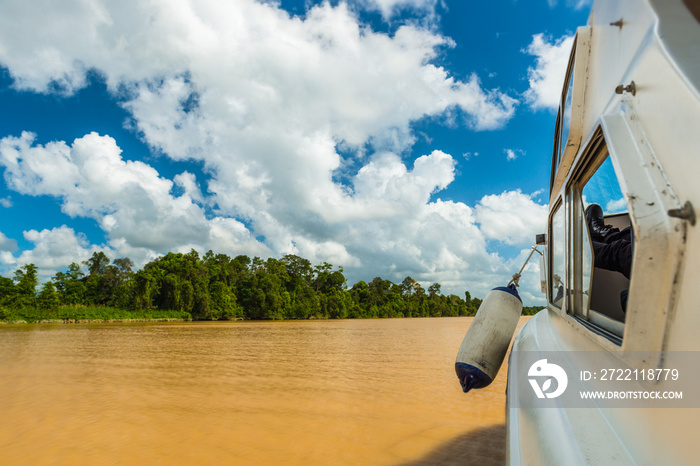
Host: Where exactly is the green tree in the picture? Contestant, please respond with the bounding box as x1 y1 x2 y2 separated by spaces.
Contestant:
109 258 135 308
159 273 182 310
313 262 333 292
210 281 242 320
0 246 488 323
53 263 87 305
282 254 312 285
350 280 369 312
85 251 110 277
428 283 441 299
14 264 38 297
400 276 419 299
0 275 16 301
38 281 60 313
132 269 158 310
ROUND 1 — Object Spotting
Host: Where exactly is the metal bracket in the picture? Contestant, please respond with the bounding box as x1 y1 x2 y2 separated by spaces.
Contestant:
668 201 696 226
615 81 636 96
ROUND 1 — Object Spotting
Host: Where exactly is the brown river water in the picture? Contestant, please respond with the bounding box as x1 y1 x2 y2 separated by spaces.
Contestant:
0 316 530 465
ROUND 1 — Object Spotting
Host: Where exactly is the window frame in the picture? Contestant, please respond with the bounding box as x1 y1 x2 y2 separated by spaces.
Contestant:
566 129 622 338
600 112 688 360
555 118 689 365
550 26 591 204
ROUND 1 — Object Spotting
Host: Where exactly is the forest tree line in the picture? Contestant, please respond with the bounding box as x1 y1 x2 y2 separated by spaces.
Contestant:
0 250 543 322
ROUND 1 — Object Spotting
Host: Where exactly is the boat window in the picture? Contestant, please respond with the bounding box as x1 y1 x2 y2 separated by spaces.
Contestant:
550 37 577 190
559 70 575 167
573 152 629 341
549 200 566 309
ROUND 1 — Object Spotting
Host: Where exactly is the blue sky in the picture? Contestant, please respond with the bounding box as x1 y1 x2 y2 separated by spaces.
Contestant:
0 0 590 303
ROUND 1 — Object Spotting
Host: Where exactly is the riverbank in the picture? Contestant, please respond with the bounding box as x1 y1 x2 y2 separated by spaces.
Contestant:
0 303 542 324
0 305 192 324
1 318 190 324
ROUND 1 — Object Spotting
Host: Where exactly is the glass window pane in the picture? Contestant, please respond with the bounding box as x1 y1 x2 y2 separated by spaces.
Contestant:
581 154 630 326
582 157 626 214
559 68 575 163
550 203 566 308
581 197 593 312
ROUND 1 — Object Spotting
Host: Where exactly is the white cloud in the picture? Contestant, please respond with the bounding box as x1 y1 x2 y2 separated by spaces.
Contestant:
572 0 592 9
0 131 271 266
475 190 548 246
0 0 551 301
353 0 440 21
350 150 455 214
0 197 11 208
605 197 627 214
547 0 592 9
0 1 516 137
1 226 100 281
523 33 574 110
504 148 525 161
174 171 204 204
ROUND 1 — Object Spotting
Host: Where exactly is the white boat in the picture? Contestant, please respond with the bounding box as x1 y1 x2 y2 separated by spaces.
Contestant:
505 0 700 464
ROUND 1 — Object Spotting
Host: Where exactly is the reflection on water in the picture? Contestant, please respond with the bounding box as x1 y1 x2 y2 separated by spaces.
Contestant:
0 317 529 464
